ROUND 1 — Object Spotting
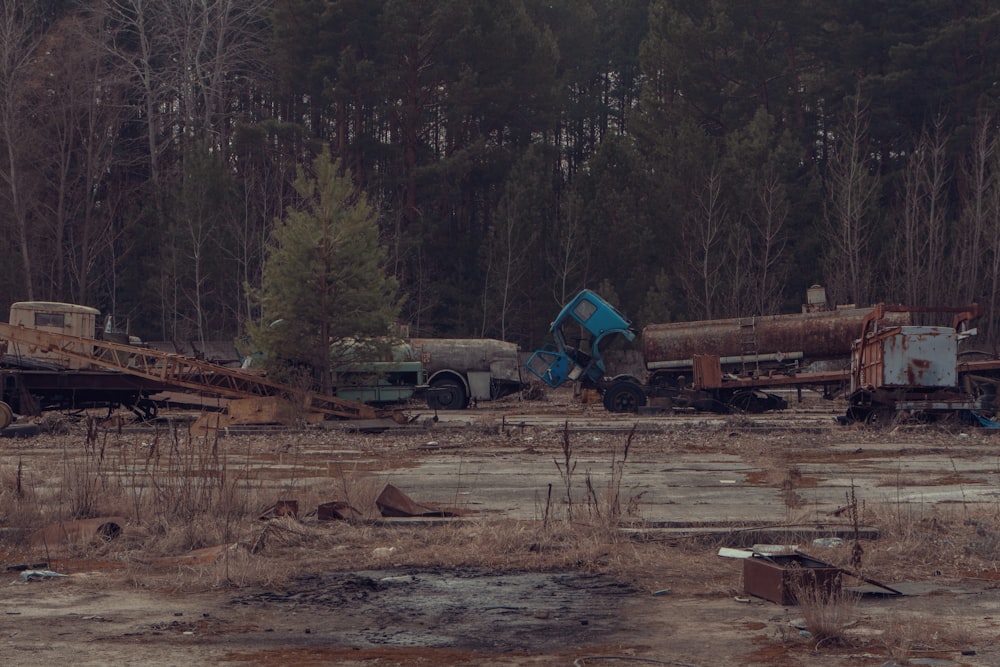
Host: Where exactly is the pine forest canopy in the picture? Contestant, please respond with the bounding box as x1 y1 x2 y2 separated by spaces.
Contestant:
0 0 998 351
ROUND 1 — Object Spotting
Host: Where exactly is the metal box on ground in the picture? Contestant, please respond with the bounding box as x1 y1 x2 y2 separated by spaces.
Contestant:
743 553 842 605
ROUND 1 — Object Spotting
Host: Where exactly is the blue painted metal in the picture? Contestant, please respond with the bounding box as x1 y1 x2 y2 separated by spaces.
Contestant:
526 290 635 388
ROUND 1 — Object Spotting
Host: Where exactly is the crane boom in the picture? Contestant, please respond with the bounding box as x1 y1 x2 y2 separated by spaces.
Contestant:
0 322 378 420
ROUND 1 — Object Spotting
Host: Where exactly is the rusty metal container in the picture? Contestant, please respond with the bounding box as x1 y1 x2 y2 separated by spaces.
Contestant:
410 338 520 381
642 308 911 370
743 554 842 605
855 326 957 389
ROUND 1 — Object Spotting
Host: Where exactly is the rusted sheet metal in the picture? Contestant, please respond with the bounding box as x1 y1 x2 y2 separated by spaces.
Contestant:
30 517 124 547
317 501 363 521
743 553 842 605
857 326 957 390
692 354 723 389
143 543 239 567
643 308 911 368
375 483 463 518
258 500 298 520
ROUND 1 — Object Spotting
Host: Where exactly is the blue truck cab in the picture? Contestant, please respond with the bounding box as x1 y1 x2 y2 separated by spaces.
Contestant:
525 290 635 388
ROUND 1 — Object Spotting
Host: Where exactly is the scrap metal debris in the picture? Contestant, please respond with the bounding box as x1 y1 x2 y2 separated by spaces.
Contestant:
317 501 363 522
30 517 124 548
258 500 299 520
375 483 465 518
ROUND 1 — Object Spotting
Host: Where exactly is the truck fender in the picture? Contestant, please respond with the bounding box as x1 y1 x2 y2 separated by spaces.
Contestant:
422 370 471 410
606 374 644 387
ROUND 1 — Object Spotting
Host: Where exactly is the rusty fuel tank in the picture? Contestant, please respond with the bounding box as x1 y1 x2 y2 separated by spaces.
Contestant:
410 338 520 381
642 307 911 369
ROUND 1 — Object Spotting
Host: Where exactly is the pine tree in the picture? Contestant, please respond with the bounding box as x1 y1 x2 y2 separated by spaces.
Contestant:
248 149 400 393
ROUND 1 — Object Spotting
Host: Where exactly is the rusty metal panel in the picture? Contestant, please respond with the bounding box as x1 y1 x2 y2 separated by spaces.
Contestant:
859 326 957 389
692 354 723 389
642 308 911 368
743 554 842 605
317 501 362 521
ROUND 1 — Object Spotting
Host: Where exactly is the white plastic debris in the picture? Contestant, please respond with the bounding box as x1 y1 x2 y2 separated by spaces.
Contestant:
19 570 68 582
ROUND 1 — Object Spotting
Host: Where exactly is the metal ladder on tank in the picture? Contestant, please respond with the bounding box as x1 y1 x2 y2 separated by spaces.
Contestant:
739 317 759 377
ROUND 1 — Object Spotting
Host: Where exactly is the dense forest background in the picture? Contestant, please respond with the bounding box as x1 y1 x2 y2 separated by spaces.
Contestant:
1 0 998 350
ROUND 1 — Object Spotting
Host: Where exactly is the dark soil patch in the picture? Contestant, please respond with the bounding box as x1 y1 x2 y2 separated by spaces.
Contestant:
231 568 636 654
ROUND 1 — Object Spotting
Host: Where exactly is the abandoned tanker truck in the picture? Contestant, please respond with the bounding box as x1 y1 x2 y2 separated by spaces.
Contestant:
526 288 911 414
329 336 526 410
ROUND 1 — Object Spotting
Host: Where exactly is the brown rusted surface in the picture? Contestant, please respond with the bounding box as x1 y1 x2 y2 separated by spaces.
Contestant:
141 543 240 567
317 501 363 521
743 553 842 605
375 483 464 518
29 517 125 548
642 308 911 367
259 500 299 520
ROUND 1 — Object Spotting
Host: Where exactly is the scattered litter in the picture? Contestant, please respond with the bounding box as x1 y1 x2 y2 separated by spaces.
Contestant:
19 570 68 582
734 596 751 603
379 574 418 584
812 537 845 548
372 547 396 558
652 589 671 596
719 479 737 484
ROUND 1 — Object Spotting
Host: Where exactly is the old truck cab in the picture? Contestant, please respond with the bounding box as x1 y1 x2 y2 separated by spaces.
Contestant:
5 301 102 370
525 290 635 388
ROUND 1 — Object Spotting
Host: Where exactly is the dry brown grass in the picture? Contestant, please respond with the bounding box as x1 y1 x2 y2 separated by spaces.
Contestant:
788 572 860 647
5 416 1000 611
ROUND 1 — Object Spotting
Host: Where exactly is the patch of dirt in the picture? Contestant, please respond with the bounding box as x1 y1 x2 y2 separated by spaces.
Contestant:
232 569 635 653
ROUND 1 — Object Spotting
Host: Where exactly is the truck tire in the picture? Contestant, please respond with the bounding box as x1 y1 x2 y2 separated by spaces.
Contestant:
602 381 646 413
0 401 12 429
426 378 468 410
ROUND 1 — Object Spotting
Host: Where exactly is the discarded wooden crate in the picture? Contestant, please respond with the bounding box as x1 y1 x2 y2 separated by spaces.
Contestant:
743 553 842 605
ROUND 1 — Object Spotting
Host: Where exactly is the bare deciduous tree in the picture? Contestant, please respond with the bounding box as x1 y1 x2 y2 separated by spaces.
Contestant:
821 95 881 308
741 170 788 316
894 118 951 306
0 2 42 299
678 166 727 319
952 114 995 307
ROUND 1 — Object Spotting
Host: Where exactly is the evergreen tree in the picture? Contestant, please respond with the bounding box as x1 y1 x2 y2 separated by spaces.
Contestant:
248 149 400 393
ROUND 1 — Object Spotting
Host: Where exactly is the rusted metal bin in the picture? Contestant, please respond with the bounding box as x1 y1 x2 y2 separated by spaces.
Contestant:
643 308 911 370
855 326 957 390
743 554 842 605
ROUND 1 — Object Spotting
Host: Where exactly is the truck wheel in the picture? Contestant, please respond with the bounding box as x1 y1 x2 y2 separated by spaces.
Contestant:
602 381 646 413
426 379 468 410
0 401 12 429
866 406 895 427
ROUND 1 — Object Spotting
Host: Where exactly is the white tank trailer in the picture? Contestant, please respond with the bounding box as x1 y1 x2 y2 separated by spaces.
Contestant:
410 338 525 410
